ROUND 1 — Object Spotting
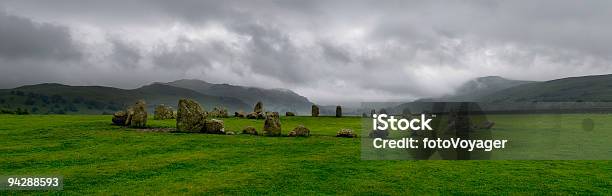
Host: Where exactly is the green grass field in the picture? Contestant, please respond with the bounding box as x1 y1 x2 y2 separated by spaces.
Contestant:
0 114 610 194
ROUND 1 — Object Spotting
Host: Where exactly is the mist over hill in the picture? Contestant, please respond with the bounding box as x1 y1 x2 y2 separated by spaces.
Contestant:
385 74 612 114
4 74 612 115
417 76 535 102
478 74 612 102
0 83 249 114
0 79 314 115
417 74 612 103
166 79 314 114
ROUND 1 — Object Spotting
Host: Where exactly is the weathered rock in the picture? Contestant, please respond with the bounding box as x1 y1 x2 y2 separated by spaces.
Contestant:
246 112 257 119
265 111 278 117
203 119 225 134
176 99 206 132
127 100 147 128
336 105 342 117
263 112 281 136
257 112 266 119
288 125 310 137
285 112 295 116
209 106 229 118
234 111 246 118
311 105 319 117
112 111 128 125
246 112 265 119
254 101 263 113
154 104 175 120
336 129 357 138
125 107 134 126
242 126 258 135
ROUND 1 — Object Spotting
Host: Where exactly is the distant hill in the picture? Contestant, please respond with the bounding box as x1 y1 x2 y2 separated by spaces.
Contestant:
166 79 313 114
390 74 612 114
418 76 534 102
479 74 612 102
418 74 612 103
0 83 249 114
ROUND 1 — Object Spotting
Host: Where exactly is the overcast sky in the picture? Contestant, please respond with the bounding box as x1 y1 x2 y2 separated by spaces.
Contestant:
2 0 612 105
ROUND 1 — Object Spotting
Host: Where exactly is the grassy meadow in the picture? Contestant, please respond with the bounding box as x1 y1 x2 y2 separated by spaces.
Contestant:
0 114 610 194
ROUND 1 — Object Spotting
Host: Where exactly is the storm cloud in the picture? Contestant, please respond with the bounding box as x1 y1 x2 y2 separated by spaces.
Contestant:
2 0 612 105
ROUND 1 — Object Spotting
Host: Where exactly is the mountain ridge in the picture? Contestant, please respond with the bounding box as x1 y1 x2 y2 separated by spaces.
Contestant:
0 82 250 114
417 76 535 102
166 79 313 114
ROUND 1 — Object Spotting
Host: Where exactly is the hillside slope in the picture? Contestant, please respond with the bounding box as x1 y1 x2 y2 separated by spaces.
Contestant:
167 79 313 114
479 74 612 102
418 76 534 102
0 83 249 114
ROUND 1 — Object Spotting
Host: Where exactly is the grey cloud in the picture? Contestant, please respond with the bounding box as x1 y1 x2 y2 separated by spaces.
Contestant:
108 37 141 68
151 36 231 70
0 11 80 61
2 0 612 104
320 42 352 64
233 23 313 84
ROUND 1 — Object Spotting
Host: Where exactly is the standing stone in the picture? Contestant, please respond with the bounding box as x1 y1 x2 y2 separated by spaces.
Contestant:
246 112 257 119
254 101 263 113
285 112 295 116
263 112 281 136
336 129 357 138
125 107 134 126
112 111 128 125
209 106 229 118
127 100 147 128
242 126 258 135
176 99 206 132
257 112 266 119
288 125 310 137
154 104 175 120
247 112 265 119
203 119 224 134
311 105 319 117
336 105 342 117
234 111 246 118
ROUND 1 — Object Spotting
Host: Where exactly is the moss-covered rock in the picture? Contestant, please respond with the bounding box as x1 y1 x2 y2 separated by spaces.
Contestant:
209 106 228 118
176 99 206 132
336 129 356 138
242 126 258 135
311 105 319 117
203 119 224 134
263 112 281 136
254 101 263 113
154 104 175 120
112 111 128 125
127 100 147 128
288 125 310 137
